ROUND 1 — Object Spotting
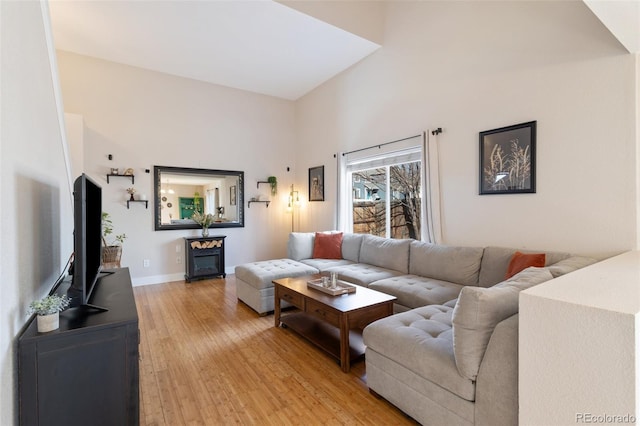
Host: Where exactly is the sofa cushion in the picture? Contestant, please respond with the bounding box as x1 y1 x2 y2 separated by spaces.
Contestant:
547 256 597 278
313 232 343 259
363 305 476 401
235 259 318 290
300 258 355 271
359 235 411 273
342 233 363 263
287 232 315 261
443 298 458 308
369 275 464 309
505 251 546 279
409 241 484 286
452 267 553 381
478 246 570 287
324 263 404 287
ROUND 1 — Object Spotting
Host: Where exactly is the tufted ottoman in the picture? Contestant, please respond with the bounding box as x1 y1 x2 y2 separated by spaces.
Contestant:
234 259 318 315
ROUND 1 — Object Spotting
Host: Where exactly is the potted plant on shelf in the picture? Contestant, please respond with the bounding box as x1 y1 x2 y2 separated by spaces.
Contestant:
102 212 126 268
267 176 277 196
28 294 71 332
191 211 215 237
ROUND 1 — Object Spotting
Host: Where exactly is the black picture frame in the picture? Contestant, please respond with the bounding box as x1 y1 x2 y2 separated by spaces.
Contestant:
479 121 536 195
309 165 324 202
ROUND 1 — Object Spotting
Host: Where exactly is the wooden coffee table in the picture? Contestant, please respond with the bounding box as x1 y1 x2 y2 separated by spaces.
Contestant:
273 274 396 373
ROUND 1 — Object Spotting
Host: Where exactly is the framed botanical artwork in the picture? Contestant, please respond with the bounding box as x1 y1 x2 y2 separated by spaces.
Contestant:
309 165 324 202
479 121 536 195
230 185 236 205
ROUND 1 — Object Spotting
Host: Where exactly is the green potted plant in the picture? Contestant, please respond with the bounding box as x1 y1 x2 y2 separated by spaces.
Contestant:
28 294 71 332
102 212 126 268
267 176 277 196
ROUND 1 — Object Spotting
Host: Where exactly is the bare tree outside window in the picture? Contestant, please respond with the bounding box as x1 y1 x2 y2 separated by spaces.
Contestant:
390 163 421 239
351 161 421 240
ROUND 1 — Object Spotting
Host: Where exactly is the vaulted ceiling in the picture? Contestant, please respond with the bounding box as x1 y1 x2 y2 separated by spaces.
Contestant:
48 1 638 102
48 0 380 100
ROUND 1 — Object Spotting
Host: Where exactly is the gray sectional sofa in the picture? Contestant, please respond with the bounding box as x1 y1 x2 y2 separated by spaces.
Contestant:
234 232 596 425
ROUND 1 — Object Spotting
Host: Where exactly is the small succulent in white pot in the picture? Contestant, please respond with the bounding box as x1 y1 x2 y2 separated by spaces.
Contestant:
28 294 71 333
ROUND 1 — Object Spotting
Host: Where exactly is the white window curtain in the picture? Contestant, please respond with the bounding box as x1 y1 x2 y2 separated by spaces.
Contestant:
336 152 349 231
421 131 443 244
206 188 215 214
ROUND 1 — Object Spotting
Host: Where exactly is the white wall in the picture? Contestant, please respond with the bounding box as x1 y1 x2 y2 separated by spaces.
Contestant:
295 1 637 258
64 112 84 178
636 53 640 250
520 252 640 424
0 2 74 424
56 51 297 285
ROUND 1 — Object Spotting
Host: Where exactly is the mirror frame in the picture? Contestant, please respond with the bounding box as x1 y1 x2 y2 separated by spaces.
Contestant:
153 165 245 231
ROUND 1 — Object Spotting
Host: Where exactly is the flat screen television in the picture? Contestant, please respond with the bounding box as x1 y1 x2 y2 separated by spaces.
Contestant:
68 174 108 311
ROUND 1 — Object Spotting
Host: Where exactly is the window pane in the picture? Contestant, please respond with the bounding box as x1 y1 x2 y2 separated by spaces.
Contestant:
352 168 386 237
390 162 421 240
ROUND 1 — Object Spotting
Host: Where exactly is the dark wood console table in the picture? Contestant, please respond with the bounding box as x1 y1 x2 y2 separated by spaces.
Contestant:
18 268 139 426
274 274 396 372
184 236 226 282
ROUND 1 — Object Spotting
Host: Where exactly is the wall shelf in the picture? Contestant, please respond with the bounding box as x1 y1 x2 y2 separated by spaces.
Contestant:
257 181 269 189
107 173 135 184
248 200 270 208
127 200 148 209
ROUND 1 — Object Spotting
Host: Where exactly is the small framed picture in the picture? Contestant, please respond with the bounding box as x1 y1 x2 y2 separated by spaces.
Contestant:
309 166 324 202
479 121 536 195
230 185 237 205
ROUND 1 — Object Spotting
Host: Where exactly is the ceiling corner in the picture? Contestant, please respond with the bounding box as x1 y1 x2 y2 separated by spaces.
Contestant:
277 0 385 45
584 0 640 54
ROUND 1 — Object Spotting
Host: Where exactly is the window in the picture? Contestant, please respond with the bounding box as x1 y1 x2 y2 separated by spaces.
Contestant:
345 147 422 240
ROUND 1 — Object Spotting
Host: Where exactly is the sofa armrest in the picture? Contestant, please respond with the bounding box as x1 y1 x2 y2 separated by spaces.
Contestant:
475 314 519 426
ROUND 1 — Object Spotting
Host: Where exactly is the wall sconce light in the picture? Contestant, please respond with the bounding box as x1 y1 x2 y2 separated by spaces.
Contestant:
288 184 301 231
287 184 300 211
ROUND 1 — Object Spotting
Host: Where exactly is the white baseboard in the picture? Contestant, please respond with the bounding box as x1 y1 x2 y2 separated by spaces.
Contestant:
131 272 185 287
131 267 235 287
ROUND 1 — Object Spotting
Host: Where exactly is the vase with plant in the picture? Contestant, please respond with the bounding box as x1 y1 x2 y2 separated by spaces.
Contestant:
267 176 277 196
191 211 215 237
126 187 136 201
28 294 71 332
102 212 126 267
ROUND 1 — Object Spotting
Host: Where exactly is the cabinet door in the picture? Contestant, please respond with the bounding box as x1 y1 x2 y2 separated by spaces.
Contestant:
25 327 132 426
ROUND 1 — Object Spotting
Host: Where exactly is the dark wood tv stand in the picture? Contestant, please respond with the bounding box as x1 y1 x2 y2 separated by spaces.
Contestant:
18 268 139 426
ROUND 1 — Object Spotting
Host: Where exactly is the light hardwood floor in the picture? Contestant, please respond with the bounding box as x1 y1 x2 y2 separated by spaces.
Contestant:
134 275 417 425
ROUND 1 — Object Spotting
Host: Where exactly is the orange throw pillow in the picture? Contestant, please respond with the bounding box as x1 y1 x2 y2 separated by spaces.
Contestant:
312 232 343 259
505 251 546 279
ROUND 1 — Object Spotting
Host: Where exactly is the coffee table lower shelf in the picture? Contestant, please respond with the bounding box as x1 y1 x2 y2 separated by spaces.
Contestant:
279 312 365 364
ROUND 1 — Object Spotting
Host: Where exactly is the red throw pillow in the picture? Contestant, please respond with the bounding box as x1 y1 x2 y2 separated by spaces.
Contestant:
505 251 546 279
312 232 343 259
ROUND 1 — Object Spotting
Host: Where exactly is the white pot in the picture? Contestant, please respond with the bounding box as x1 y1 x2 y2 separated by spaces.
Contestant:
37 313 59 333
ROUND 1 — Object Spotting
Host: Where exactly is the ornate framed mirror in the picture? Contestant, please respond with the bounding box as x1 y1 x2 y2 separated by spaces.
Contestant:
154 166 244 230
